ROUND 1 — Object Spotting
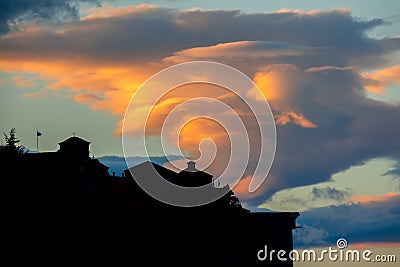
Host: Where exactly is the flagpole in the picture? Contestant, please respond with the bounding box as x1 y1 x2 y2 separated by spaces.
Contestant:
36 130 42 153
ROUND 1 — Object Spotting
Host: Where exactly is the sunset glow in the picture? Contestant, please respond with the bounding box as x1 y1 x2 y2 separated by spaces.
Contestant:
1 0 399 260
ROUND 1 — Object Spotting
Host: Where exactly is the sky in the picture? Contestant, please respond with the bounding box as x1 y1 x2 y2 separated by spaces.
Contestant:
0 0 399 260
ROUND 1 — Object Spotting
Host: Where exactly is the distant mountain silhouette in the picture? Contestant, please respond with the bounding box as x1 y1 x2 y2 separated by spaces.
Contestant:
98 155 183 176
2 135 299 267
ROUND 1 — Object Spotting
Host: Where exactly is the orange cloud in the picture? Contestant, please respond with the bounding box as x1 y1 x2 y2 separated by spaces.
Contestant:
0 5 175 119
123 83 259 177
275 111 317 128
164 41 305 63
362 65 400 93
74 93 103 104
82 4 156 20
250 65 317 128
12 75 36 87
0 59 155 116
232 175 270 200
350 241 400 249
251 64 301 106
0 58 161 141
23 90 47 100
350 192 400 204
121 80 269 186
179 117 231 176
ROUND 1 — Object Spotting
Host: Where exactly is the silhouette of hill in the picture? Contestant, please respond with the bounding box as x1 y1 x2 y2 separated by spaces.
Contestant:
2 135 299 267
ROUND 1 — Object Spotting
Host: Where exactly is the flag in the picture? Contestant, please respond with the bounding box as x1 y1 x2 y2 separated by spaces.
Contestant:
36 130 42 137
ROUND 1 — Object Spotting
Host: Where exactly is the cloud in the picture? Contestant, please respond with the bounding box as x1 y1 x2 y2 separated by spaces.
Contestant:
275 111 318 128
245 59 400 207
351 192 400 204
0 0 100 35
232 175 270 200
164 41 311 63
362 65 400 93
1 6 398 69
12 75 36 87
375 159 400 191
305 65 354 73
294 224 329 247
383 160 400 177
23 90 47 99
350 242 400 249
0 5 400 208
74 93 103 104
294 193 400 247
311 186 350 202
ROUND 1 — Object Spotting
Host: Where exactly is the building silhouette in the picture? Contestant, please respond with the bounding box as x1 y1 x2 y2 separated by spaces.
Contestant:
3 136 299 266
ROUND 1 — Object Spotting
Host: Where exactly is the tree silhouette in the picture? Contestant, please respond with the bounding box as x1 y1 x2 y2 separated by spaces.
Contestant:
1 128 25 155
224 189 247 211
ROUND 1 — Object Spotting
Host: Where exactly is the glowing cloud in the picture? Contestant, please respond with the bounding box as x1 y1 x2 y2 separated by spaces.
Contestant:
275 111 318 128
362 65 400 93
0 5 399 208
164 41 308 63
232 175 269 200
12 75 36 87
351 192 400 204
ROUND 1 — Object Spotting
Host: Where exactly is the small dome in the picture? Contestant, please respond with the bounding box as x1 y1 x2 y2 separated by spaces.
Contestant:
184 161 198 172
